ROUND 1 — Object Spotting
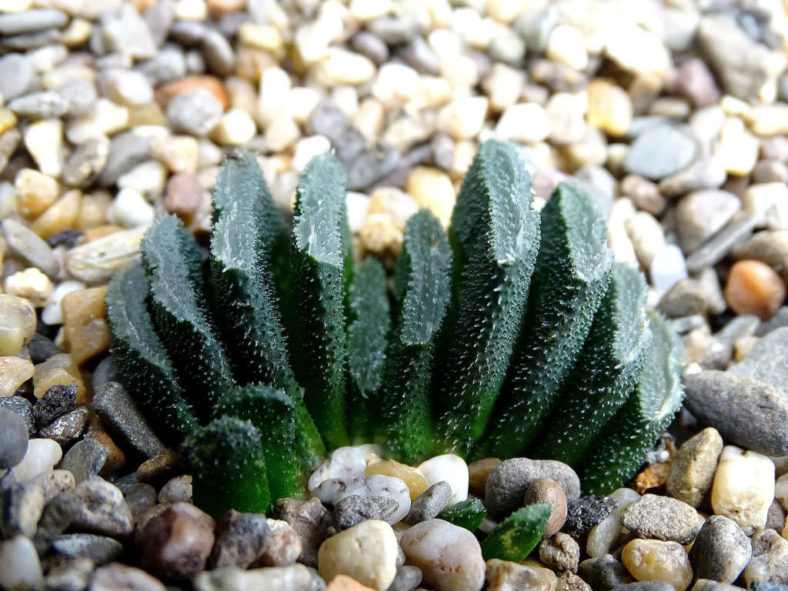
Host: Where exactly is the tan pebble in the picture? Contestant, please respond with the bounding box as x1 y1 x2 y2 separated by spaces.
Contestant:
61 286 109 366
711 445 774 535
0 356 35 397
86 416 126 475
621 539 692 591
318 520 398 591
155 76 230 110
74 192 113 231
725 259 786 320
239 23 284 55
716 117 759 176
136 449 182 483
523 478 568 537
468 457 501 497
634 459 672 494
406 167 456 228
438 96 488 140
82 225 123 242
486 558 557 591
207 0 245 18
14 168 59 219
324 574 376 591
0 294 37 356
587 79 633 137
155 136 199 174
366 459 427 501
0 108 17 134
31 190 81 239
66 227 145 283
126 102 166 128
666 427 723 508
4 268 53 307
33 353 86 403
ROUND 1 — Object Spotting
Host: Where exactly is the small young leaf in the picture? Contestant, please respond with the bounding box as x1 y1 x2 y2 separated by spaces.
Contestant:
378 210 452 463
479 182 612 459
105 262 198 444
213 384 302 500
345 258 391 443
437 498 486 532
142 215 235 422
437 140 540 455
481 502 551 561
287 154 351 448
533 264 652 467
581 312 685 495
185 416 270 518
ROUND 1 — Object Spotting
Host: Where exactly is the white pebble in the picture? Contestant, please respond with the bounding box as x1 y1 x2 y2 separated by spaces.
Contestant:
372 63 421 107
346 192 370 234
258 67 292 125
606 197 638 267
11 439 62 483
117 160 167 199
649 243 688 298
308 446 368 492
211 108 257 146
418 454 468 505
287 87 322 125
546 24 588 70
438 96 488 140
587 488 641 558
41 280 86 326
314 48 376 86
0 536 42 590
742 182 788 230
711 445 775 535
24 119 63 178
495 103 551 144
107 188 155 228
264 114 300 152
66 99 129 144
4 268 53 307
293 136 332 173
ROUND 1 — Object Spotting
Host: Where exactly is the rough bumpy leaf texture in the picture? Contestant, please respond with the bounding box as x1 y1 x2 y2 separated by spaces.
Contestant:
108 139 684 519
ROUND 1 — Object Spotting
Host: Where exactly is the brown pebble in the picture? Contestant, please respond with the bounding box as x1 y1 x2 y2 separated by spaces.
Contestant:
61 286 109 366
136 448 183 483
139 502 216 582
155 76 230 110
86 416 126 475
468 457 502 497
165 172 204 218
523 477 567 537
725 259 786 320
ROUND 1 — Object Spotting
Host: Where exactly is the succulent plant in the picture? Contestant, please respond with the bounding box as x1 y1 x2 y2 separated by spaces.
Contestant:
106 140 684 518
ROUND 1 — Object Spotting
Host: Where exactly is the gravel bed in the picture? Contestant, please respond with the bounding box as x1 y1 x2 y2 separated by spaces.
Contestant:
1 0 788 590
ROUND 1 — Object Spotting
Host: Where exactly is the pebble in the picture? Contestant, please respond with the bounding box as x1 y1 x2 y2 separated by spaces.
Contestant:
562 496 616 539
418 454 468 507
33 383 77 428
209 510 270 569
0 295 36 357
194 564 320 591
0 406 29 470
10 438 61 483
61 285 109 361
406 481 452 525
0 536 43 589
31 469 75 503
716 117 760 176
63 137 110 188
40 407 89 444
92 381 165 458
59 438 108 483
666 427 723 508
486 558 558 591
43 556 94 590
438 96 488 140
313 475 411 524
724 260 786 320
523 478 568 537
2 218 59 277
730 326 788 394
99 5 156 59
91 562 167 591
107 187 155 228
578 554 635 591
495 102 551 145
711 445 775 534
621 539 693 591
1 481 45 538
546 24 587 70
4 267 53 307
686 214 759 273
308 448 376 492
683 371 788 456
14 168 58 220
124 482 156 522
676 190 741 254
333 495 399 531
167 88 224 136
274 497 332 568
69 477 133 537
256 519 301 567
620 494 702 545
539 532 580 573
139 502 216 581
0 396 34 436
51 534 124 564
587 79 633 137
674 58 721 108
688 515 751 583
159 474 192 504
211 108 256 146
624 125 697 180
65 226 145 282
400 519 484 591
9 90 69 119
318 520 398 591
485 458 580 520
99 131 152 187
586 488 641 558
744 529 788 586
0 54 35 101
545 92 586 145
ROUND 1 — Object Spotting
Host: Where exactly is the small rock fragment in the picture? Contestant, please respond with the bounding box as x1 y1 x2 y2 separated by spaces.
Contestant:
666 427 723 508
688 515 751 583
711 445 775 534
318 520 398 591
620 494 702 545
523 478 568 537
622 539 693 591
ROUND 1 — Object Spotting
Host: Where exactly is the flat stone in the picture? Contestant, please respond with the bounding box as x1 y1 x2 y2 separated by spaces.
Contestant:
676 190 741 254
209 510 270 569
683 370 788 456
39 407 89 445
620 494 702 545
0 9 67 35
730 327 788 393
624 125 697 180
51 534 123 565
8 91 69 119
65 227 145 283
92 381 164 458
2 218 59 277
194 564 318 591
59 438 108 483
688 515 751 583
685 214 759 273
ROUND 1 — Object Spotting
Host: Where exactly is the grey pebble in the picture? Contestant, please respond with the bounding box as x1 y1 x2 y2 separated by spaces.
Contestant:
3 26 60 51
750 584 788 591
29 333 60 364
158 474 192 504
202 29 235 77
691 580 742 591
69 477 133 537
401 36 440 75
139 45 187 86
688 515 751 583
8 91 69 119
624 125 698 180
123 482 157 522
51 533 124 565
274 497 332 568
733 231 788 284
0 408 29 469
620 494 702 545
538 532 580 573
169 19 207 45
685 213 758 273
577 554 634 591
209 510 271 569
676 190 741 254
91 563 167 591
0 481 45 538
99 131 152 186
63 136 110 188
333 495 399 531
658 278 711 319
350 31 389 65
0 54 34 102
143 0 175 47
484 457 581 520
683 370 788 456
99 5 156 59
0 397 34 437
617 583 677 591
39 408 89 445
34 384 77 427
406 481 451 525
367 11 424 44
387 565 422 591
0 9 68 36
166 89 223 136
92 381 164 458
745 529 788 584
753 160 788 184
767 499 787 532
43 557 95 591
59 438 108 483
35 492 82 553
55 78 97 118
659 156 726 196
91 357 118 392
562 496 616 539
2 218 59 277
729 326 788 395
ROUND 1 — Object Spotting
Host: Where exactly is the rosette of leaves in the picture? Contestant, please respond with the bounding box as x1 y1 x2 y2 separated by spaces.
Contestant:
106 140 684 518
